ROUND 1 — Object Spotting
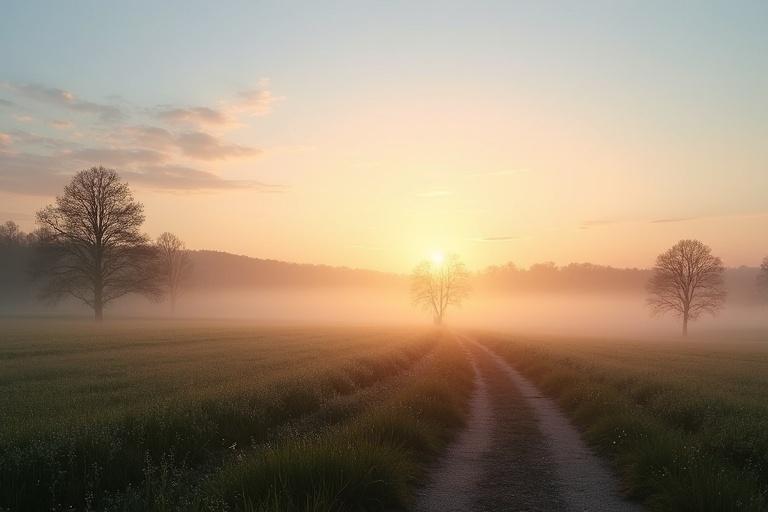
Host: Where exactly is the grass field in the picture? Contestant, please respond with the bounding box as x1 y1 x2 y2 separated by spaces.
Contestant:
0 320 472 511
7 319 768 511
480 331 768 512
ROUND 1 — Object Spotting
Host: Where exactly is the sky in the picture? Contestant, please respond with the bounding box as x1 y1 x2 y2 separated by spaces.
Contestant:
1 1 767 272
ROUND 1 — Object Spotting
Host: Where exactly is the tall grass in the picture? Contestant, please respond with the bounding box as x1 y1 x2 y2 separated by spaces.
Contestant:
0 322 434 511
482 333 768 511
210 331 474 511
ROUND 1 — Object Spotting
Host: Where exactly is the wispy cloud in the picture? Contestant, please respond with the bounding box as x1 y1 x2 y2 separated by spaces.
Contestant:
0 152 71 195
175 131 260 160
0 98 14 108
122 165 283 192
7 129 77 150
1 81 279 194
156 106 231 127
153 81 279 129
3 82 125 123
69 148 168 167
231 85 278 117
0 150 278 195
50 120 73 130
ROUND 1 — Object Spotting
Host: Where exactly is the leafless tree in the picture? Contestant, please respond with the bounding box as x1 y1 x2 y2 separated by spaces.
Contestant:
0 220 23 246
156 232 192 313
647 239 726 336
758 256 768 299
35 167 160 321
411 253 470 325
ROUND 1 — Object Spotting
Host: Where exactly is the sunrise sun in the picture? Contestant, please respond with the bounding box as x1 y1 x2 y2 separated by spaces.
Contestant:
431 250 445 266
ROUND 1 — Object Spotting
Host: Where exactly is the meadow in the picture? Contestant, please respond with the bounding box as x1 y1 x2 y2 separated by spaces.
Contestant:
0 320 472 511
7 319 768 512
480 330 768 512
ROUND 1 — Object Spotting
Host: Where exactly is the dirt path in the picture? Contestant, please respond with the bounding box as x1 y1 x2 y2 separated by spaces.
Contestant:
414 337 642 512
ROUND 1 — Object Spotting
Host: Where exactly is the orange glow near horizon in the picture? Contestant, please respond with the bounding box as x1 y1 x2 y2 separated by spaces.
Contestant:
1 4 767 273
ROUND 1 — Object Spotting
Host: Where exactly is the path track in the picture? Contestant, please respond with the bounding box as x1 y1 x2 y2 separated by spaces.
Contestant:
414 335 642 512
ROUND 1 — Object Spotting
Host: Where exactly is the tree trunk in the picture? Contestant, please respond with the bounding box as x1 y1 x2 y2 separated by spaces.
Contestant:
682 314 688 337
94 284 104 322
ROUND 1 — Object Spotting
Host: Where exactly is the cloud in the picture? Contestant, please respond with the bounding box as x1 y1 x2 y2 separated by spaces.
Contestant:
7 129 77 150
155 106 232 127
1 82 277 194
0 150 281 195
69 147 168 167
122 165 283 192
110 125 261 161
416 190 453 198
13 114 33 123
0 98 14 108
175 131 260 160
118 125 177 150
50 120 73 130
232 86 278 117
0 152 70 195
153 82 279 128
4 82 125 122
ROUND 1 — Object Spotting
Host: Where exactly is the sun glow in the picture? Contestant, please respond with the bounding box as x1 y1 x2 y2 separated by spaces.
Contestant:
431 250 445 266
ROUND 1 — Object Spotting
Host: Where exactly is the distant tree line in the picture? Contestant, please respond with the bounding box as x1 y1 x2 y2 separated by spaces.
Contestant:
2 165 768 333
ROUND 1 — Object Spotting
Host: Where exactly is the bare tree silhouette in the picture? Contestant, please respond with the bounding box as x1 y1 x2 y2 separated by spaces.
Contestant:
156 232 192 313
35 167 160 321
411 253 470 325
759 256 768 298
647 239 726 336
0 221 23 246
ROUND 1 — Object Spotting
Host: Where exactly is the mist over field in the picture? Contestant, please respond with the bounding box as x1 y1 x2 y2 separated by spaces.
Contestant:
120 288 768 337
2 245 765 337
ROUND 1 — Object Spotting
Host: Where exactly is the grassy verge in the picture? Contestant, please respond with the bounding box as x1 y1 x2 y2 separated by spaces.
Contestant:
0 324 435 511
209 331 474 511
481 333 768 512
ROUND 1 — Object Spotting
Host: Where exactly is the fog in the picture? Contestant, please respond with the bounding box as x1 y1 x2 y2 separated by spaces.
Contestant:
2 241 766 338
51 286 763 339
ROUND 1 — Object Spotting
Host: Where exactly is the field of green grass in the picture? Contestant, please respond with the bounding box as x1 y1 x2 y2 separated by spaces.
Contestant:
0 320 472 511
7 319 768 512
480 331 768 512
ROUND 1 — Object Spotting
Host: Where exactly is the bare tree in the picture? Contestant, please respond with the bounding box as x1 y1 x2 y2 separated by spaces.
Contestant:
758 256 768 298
35 167 160 321
647 239 726 336
411 253 470 325
0 220 23 246
156 232 192 313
